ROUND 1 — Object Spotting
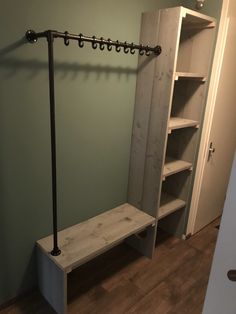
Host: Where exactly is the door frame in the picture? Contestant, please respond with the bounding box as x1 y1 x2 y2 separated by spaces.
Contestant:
186 0 230 235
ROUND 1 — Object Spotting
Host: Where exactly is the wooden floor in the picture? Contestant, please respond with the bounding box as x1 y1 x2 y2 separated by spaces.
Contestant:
0 219 220 314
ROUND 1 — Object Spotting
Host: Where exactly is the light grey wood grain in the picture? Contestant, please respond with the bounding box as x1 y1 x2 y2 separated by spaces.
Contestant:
128 6 216 239
171 81 206 122
166 128 198 164
177 9 216 76
37 204 155 273
158 193 186 219
163 157 192 179
168 117 199 133
141 7 183 217
126 224 156 259
37 248 67 314
175 72 206 81
158 209 186 238
128 11 160 210
162 169 191 203
127 10 164 258
181 7 216 25
164 9 216 237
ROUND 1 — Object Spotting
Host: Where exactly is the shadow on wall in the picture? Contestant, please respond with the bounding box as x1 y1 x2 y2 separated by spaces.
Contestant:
0 58 137 80
18 248 38 295
0 211 38 303
0 39 139 81
0 38 156 80
0 35 142 304
0 38 26 56
0 34 156 303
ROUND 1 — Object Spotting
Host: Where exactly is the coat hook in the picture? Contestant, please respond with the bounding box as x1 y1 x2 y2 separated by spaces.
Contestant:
115 40 121 52
78 33 84 48
99 37 105 50
130 43 135 55
124 41 129 54
145 46 151 56
64 31 69 46
139 45 145 56
107 38 112 51
92 36 97 49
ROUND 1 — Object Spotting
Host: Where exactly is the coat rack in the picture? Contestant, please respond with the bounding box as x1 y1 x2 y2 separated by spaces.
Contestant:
25 29 162 256
26 30 162 56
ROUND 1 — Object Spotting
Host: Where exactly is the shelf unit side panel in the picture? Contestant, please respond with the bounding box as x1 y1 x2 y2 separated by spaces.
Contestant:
141 7 183 217
177 31 192 73
128 11 160 211
182 82 207 121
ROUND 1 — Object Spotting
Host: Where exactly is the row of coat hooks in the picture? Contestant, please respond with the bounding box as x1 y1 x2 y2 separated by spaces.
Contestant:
26 30 162 56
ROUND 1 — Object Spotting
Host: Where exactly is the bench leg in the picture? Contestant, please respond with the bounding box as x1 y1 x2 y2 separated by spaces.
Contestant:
126 223 157 258
37 248 67 314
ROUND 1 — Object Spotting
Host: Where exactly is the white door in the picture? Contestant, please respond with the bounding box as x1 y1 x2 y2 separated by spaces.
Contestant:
203 153 236 314
189 1 236 234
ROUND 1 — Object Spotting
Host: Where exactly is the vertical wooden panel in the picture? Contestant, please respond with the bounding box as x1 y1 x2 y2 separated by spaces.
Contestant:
128 11 160 210
37 249 67 314
126 223 156 258
141 7 183 216
128 7 183 216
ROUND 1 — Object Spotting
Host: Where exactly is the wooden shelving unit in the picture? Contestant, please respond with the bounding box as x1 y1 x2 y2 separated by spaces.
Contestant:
128 6 216 238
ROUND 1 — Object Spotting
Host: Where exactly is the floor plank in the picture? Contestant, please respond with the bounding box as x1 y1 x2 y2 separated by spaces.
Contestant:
0 219 219 314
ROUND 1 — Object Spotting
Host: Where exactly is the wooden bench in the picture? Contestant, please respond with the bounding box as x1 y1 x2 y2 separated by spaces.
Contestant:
37 203 156 314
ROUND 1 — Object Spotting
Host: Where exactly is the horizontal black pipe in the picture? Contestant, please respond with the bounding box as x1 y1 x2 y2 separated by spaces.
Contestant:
25 29 162 56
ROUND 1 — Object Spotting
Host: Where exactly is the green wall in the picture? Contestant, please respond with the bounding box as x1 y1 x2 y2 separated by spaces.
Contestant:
0 0 186 305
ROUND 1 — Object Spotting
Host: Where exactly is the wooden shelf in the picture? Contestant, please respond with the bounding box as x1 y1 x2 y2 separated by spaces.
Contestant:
37 203 155 273
158 193 186 219
163 157 192 179
168 117 199 133
181 7 216 28
175 72 206 81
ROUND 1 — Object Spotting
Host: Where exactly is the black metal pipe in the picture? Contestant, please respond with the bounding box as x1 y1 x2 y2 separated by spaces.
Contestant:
47 31 61 256
26 30 48 43
26 29 162 56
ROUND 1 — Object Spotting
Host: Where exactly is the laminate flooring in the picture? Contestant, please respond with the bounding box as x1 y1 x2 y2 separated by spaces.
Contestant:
0 219 220 314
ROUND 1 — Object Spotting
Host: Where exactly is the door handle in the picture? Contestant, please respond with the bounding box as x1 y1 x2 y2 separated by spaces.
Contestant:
208 142 216 161
227 270 236 281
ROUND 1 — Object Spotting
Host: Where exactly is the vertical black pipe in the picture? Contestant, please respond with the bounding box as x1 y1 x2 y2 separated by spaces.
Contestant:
47 31 61 256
